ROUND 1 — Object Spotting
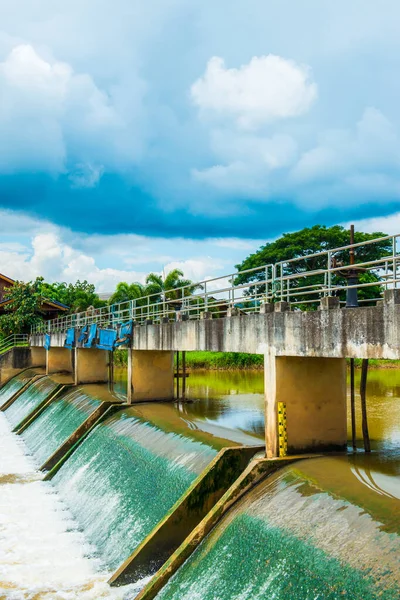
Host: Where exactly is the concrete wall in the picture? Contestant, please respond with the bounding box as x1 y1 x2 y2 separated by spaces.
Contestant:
265 356 347 457
41 402 116 473
128 293 399 358
136 455 318 600
30 347 46 367
110 445 264 586
30 291 400 360
0 347 45 384
46 348 73 375
74 348 109 384
130 350 174 402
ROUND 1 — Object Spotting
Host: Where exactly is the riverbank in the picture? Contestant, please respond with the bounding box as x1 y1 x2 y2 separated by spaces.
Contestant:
114 350 400 370
114 350 264 370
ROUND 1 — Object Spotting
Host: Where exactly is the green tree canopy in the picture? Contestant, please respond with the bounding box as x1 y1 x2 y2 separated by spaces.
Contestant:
39 280 105 313
145 269 203 302
0 278 44 335
234 225 391 307
108 281 147 305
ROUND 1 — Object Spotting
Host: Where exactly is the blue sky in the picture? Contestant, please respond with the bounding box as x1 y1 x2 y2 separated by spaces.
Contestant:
1 0 400 291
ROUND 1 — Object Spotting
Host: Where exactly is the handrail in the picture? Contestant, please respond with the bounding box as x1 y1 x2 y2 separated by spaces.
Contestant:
0 334 29 355
31 232 400 334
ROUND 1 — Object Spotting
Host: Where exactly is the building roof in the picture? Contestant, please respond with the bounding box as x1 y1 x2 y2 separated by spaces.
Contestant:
0 273 16 285
0 272 69 312
0 297 69 311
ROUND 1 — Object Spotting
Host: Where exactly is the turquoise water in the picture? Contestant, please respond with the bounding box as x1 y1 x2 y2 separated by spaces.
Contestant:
0 370 38 408
21 387 101 466
157 457 400 600
5 377 58 429
52 407 219 571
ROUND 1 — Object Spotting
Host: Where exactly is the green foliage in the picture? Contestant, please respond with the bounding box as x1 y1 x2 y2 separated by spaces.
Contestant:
40 280 105 313
109 282 147 306
112 350 263 369
0 278 44 334
183 352 264 369
235 225 391 307
0 278 106 335
145 269 203 303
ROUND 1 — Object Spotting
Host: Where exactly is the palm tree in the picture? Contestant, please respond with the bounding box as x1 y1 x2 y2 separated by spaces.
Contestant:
145 269 202 303
109 281 147 305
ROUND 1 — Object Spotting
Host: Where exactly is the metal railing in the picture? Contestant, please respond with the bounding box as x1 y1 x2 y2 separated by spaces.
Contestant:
31 233 400 335
0 334 29 355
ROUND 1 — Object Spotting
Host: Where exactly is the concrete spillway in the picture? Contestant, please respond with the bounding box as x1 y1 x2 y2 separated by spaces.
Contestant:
0 369 399 599
154 456 400 600
51 407 220 571
4 376 59 429
0 368 41 408
21 387 102 466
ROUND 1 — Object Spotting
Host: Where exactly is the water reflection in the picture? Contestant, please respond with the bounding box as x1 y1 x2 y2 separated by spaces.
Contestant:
114 368 265 446
114 366 400 457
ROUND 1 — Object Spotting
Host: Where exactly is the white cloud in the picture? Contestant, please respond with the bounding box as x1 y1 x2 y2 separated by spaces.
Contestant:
348 213 400 236
191 55 317 130
212 238 263 251
163 257 228 283
193 131 297 194
293 108 400 184
0 211 252 295
0 232 147 292
0 44 143 176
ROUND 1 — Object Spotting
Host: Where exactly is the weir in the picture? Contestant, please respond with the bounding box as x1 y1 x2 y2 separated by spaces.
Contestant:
0 368 44 409
1 235 399 598
0 358 398 598
2 376 60 429
20 387 103 466
150 456 400 600
48 404 259 572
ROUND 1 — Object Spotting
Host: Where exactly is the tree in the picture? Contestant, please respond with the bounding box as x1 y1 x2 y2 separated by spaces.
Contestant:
108 281 147 305
145 269 202 303
0 278 44 335
234 225 391 307
39 280 105 313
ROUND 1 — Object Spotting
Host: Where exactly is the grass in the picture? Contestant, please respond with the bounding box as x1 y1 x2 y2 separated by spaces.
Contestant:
182 351 264 370
113 349 400 370
113 350 264 370
352 358 400 369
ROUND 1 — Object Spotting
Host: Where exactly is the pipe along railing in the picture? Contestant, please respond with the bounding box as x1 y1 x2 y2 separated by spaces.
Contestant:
32 233 400 334
0 334 29 355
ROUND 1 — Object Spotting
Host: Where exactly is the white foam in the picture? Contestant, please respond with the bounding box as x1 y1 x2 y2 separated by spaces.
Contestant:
0 413 146 599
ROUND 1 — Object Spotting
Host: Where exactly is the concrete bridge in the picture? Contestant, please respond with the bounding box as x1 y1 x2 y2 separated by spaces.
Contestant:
25 288 400 459
2 233 399 458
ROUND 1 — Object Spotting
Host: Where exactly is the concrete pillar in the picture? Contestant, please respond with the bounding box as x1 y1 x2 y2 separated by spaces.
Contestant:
260 303 274 314
127 349 133 403
131 350 174 402
265 354 347 458
31 347 46 367
74 348 109 385
320 296 340 310
46 348 73 375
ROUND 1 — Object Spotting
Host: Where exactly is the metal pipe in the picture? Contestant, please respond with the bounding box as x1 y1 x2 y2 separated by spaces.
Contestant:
182 351 186 402
360 359 371 453
350 358 356 451
176 351 180 400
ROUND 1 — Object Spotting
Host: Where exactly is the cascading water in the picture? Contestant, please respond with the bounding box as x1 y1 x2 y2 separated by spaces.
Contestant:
0 411 143 599
156 456 400 600
4 376 59 429
52 406 221 571
0 369 39 408
21 387 102 465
